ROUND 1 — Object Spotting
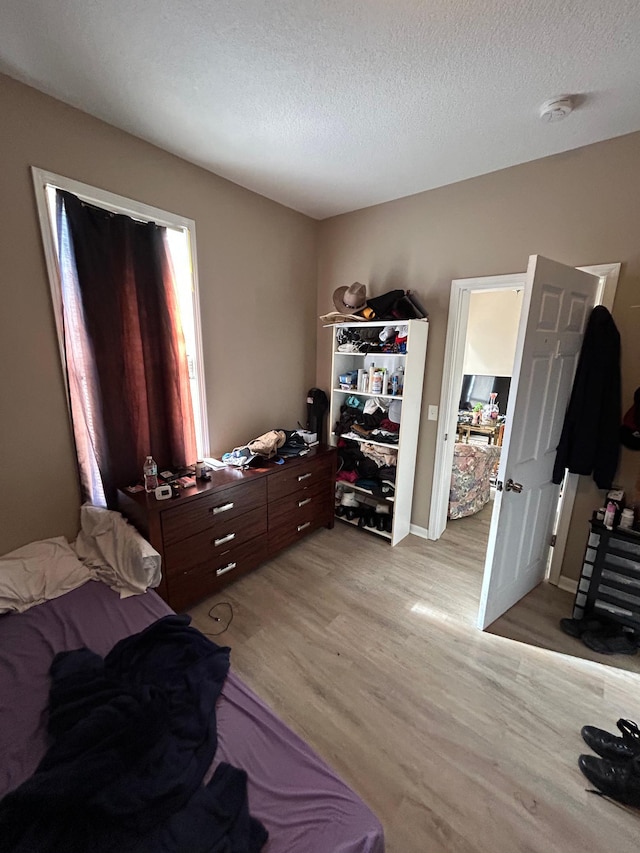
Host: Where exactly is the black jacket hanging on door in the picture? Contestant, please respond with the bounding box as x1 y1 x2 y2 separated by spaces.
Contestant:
552 305 621 489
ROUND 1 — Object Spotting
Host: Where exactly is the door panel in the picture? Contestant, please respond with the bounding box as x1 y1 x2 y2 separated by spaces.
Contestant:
477 256 599 629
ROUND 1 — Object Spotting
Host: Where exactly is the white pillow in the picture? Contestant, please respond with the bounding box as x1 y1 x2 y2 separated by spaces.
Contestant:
73 504 161 598
0 537 93 614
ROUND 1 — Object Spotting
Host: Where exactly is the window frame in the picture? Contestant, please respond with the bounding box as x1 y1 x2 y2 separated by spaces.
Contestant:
31 166 210 458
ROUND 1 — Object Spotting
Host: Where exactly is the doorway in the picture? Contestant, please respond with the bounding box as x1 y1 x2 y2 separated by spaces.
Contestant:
447 287 523 534
428 260 620 630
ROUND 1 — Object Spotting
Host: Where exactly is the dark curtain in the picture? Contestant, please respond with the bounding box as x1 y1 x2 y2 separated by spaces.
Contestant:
56 190 196 507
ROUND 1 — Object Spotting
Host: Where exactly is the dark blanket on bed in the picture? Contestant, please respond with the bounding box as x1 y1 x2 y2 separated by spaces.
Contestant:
0 613 268 852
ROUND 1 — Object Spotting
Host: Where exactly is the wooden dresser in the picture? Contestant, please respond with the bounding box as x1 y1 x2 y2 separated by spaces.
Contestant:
117 445 336 611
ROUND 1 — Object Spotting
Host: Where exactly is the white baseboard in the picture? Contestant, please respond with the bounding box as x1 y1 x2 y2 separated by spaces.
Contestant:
557 575 578 595
410 524 429 540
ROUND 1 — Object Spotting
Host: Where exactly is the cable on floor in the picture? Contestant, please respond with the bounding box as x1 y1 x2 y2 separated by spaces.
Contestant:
205 601 233 636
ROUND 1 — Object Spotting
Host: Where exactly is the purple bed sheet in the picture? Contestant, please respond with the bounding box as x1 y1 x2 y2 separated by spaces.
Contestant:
0 580 383 853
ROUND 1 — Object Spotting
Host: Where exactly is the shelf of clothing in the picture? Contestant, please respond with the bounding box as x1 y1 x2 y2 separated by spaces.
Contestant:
328 319 428 546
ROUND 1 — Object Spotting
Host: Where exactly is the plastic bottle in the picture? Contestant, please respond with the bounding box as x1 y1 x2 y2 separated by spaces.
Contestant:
619 508 635 529
603 501 616 530
368 362 376 394
143 456 158 493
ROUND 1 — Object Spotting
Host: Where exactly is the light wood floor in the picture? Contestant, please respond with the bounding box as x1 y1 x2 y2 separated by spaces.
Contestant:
189 517 640 853
448 504 640 676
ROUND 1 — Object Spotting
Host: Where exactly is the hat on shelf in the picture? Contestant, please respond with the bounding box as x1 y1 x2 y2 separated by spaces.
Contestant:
319 310 367 324
340 491 360 507
388 399 402 424
333 282 367 314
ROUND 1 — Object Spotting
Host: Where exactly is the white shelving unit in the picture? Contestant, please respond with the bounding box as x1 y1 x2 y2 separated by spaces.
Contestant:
327 319 428 545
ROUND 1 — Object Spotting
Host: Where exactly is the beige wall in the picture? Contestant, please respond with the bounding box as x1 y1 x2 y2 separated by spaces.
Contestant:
0 74 317 555
3 70 639 582
317 132 640 581
463 289 523 378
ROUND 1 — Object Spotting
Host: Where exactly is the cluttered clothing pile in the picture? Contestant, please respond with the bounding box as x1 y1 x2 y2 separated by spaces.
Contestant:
222 429 310 469
335 324 409 356
335 396 400 499
335 396 401 447
320 282 427 324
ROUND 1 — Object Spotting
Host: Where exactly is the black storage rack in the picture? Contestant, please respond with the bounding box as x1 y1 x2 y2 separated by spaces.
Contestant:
573 519 640 631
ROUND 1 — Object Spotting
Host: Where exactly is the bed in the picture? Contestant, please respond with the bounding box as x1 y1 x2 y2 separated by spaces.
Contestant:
448 442 501 519
0 539 384 852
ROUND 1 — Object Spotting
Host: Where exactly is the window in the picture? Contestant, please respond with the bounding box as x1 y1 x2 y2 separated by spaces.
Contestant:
32 168 209 501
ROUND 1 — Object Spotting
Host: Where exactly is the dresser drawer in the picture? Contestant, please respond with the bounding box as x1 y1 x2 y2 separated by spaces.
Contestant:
268 494 334 554
162 478 267 546
164 506 267 576
166 536 269 612
267 455 334 503
268 480 331 528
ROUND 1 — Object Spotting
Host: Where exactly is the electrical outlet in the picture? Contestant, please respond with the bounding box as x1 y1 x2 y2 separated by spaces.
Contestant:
428 405 438 421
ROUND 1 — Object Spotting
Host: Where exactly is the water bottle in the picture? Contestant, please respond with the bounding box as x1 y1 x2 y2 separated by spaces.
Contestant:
143 456 158 493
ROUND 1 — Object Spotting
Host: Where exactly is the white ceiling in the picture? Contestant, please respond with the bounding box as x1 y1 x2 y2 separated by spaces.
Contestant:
2 1 640 219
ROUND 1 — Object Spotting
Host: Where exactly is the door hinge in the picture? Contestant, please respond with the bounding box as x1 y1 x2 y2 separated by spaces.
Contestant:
444 433 448 441
550 534 557 547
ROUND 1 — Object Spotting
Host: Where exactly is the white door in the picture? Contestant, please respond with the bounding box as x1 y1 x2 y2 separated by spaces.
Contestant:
477 255 600 630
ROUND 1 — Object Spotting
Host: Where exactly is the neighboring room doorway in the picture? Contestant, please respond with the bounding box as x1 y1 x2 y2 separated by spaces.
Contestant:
447 286 523 528
428 258 620 630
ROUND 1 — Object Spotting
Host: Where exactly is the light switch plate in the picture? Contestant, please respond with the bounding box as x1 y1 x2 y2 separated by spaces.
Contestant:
428 405 438 421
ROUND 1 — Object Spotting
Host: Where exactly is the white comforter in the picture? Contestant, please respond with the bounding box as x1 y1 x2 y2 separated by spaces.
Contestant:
0 505 161 614
0 537 92 614
73 504 161 598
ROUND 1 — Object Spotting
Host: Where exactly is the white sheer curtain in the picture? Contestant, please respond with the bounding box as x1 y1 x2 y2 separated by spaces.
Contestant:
56 195 106 506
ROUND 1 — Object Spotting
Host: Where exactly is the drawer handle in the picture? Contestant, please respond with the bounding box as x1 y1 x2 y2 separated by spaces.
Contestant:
211 502 234 515
298 497 312 508
297 521 311 532
213 532 236 547
216 561 237 577
298 472 312 481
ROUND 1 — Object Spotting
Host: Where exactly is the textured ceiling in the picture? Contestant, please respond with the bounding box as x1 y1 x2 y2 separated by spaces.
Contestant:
2 1 640 219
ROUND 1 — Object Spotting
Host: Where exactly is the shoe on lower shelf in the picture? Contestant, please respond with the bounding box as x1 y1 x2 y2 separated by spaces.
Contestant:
582 719 640 761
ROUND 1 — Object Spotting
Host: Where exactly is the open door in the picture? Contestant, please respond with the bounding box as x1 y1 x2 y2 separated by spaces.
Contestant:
477 256 600 630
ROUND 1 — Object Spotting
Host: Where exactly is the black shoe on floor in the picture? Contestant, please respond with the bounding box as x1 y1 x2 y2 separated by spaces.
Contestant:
582 719 640 761
581 628 638 655
578 754 640 806
559 617 606 638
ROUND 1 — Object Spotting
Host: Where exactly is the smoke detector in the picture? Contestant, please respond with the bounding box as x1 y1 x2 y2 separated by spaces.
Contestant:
539 96 574 123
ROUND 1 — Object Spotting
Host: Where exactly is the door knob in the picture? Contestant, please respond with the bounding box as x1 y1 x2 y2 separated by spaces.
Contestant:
496 479 524 493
